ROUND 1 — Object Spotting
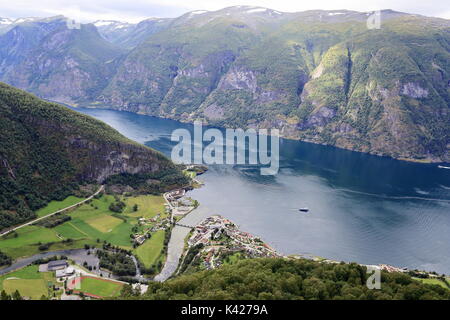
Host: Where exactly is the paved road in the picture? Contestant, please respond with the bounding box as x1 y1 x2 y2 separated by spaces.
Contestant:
0 249 96 276
0 185 104 237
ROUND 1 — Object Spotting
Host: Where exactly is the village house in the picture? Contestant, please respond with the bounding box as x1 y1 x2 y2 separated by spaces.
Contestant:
39 260 68 272
167 189 185 201
56 266 75 278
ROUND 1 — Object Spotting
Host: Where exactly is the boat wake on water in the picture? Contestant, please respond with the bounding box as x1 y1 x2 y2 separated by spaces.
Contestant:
333 188 450 203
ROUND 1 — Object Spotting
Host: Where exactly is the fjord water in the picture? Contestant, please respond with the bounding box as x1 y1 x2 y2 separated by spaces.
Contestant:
73 107 450 274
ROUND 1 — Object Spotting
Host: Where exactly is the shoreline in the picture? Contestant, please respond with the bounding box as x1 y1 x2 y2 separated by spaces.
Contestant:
69 104 448 166
155 180 449 281
67 104 450 165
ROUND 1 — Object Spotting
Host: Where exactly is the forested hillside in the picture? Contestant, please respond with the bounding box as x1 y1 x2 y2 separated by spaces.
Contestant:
0 83 184 230
122 258 450 300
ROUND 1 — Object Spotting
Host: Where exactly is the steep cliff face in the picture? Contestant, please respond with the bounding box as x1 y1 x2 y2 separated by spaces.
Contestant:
25 116 169 183
0 82 178 230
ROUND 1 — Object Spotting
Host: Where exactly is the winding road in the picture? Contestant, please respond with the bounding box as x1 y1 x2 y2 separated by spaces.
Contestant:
1 185 205 283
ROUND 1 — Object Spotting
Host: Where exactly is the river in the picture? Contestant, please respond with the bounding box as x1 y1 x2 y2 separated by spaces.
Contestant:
71 107 450 275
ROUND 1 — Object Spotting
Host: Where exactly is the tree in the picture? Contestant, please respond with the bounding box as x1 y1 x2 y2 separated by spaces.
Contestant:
127 258 450 300
133 204 138 212
1 290 11 300
12 290 22 300
120 284 134 298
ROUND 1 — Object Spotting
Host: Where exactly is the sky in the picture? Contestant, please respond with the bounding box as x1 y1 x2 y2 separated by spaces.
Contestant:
0 0 449 22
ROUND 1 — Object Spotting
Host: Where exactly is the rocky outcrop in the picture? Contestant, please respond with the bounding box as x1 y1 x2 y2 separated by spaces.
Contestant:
298 107 336 129
401 82 429 99
63 136 166 183
217 65 258 93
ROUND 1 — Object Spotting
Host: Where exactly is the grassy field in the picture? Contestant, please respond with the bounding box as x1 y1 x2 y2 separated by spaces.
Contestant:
85 214 123 233
79 277 123 298
3 279 47 299
56 195 136 248
134 230 166 268
124 195 166 219
0 226 61 258
36 196 84 218
0 194 169 260
413 277 450 289
183 170 197 179
0 265 58 299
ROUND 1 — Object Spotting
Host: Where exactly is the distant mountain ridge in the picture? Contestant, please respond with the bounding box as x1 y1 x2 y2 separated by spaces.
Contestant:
0 6 448 162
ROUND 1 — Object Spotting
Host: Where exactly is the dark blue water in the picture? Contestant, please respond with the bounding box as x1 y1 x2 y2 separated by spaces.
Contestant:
72 107 450 274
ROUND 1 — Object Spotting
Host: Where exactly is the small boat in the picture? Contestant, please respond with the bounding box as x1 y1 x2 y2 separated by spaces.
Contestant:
299 208 309 212
438 165 450 170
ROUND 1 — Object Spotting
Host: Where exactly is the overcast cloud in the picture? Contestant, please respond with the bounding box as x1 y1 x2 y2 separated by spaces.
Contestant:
0 0 448 22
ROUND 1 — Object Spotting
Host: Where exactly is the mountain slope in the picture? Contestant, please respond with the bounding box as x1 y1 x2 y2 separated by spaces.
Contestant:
0 16 68 76
93 20 135 43
1 7 449 162
1 19 125 105
0 82 180 231
114 18 173 49
98 8 449 162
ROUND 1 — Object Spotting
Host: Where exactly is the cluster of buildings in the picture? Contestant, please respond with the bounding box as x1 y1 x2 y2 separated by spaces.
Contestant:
185 215 280 270
133 214 170 246
166 189 185 201
379 264 409 273
165 189 197 218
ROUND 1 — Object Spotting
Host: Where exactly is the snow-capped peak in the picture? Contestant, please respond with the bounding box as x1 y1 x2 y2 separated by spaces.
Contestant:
246 8 268 14
328 12 346 16
190 10 208 15
13 17 39 24
0 17 13 25
93 20 134 30
244 7 283 16
94 20 118 27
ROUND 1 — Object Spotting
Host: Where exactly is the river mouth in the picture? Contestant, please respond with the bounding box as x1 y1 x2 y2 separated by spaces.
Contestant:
71 106 450 274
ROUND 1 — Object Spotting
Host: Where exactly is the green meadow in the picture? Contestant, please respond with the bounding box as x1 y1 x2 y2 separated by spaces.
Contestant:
0 194 169 260
413 277 450 290
78 277 124 298
134 230 166 268
0 226 61 258
123 195 167 219
36 196 84 218
0 265 59 299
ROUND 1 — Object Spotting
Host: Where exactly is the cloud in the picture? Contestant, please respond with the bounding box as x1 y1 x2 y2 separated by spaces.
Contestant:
0 0 448 22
